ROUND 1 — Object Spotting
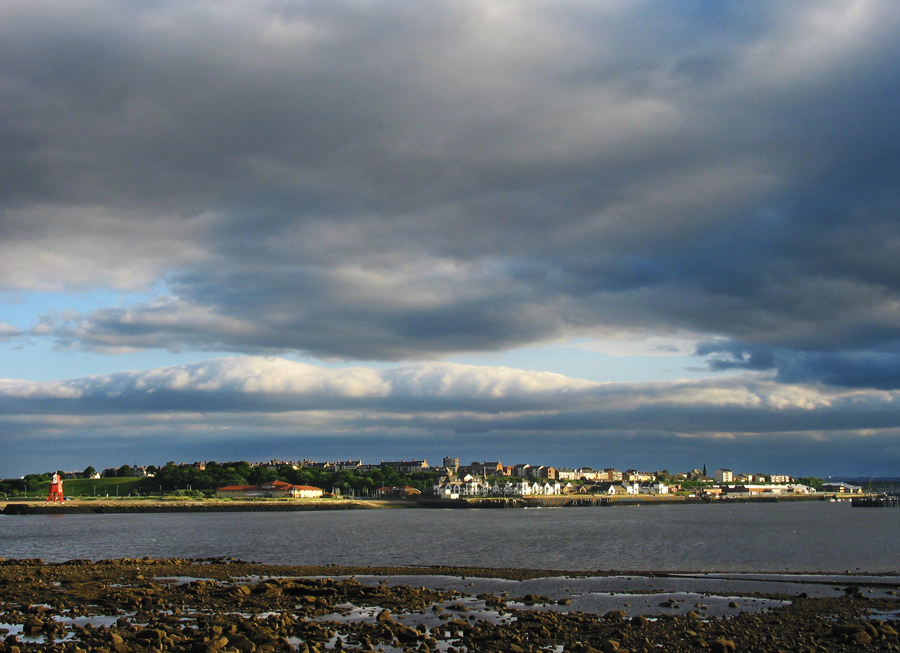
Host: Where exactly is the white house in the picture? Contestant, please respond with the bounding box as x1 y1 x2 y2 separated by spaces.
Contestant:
586 482 630 495
433 476 562 498
638 480 669 495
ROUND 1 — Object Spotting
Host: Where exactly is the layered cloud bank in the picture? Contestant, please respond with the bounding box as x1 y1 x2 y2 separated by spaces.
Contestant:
0 357 593 406
2 357 899 477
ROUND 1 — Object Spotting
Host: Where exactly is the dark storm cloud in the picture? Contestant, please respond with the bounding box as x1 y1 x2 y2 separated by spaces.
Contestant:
3 1 900 385
700 340 900 389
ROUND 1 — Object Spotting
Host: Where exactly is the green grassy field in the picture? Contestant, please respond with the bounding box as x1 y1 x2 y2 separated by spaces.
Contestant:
13 477 148 498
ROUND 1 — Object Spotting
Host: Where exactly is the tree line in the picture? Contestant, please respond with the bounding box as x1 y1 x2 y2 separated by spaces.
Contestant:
0 464 832 498
1 462 439 497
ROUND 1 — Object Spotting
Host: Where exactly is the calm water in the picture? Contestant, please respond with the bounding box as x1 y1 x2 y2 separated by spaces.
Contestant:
1 501 898 573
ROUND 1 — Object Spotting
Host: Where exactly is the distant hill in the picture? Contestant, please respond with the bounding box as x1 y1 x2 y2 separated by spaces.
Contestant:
827 477 900 482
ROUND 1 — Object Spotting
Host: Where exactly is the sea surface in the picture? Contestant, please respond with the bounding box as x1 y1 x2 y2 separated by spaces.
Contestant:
1 501 898 573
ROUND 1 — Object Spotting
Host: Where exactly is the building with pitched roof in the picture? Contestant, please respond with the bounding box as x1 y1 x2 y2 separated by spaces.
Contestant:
373 485 422 499
216 480 323 499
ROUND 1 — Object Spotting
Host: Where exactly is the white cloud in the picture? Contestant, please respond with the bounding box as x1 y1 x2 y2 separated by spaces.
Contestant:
0 378 84 399
383 362 596 398
0 357 596 403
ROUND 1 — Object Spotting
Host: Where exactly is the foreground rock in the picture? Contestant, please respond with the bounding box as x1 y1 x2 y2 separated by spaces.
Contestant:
0 559 896 652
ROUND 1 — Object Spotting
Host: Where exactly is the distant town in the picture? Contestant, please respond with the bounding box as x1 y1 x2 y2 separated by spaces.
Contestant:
3 456 883 501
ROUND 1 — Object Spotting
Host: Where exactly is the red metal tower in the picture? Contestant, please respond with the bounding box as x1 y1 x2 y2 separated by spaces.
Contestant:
47 473 65 503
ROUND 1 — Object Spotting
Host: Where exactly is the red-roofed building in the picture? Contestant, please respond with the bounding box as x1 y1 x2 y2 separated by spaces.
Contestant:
216 480 324 499
373 485 422 499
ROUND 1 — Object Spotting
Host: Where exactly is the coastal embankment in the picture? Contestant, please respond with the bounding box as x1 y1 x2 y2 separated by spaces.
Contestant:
0 498 405 515
1 493 826 515
416 494 819 509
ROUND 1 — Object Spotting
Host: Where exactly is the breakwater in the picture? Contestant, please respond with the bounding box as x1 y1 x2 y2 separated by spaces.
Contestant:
1 499 381 516
851 494 900 507
3 493 824 515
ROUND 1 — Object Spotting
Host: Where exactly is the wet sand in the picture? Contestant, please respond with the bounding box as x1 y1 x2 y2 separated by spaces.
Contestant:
0 558 897 652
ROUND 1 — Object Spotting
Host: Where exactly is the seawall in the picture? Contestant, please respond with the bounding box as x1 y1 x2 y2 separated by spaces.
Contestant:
2 493 821 515
1 499 386 515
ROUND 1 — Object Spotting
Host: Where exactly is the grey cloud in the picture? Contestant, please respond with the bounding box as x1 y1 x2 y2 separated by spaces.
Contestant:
700 340 900 390
776 350 900 389
0 322 22 342
3 2 900 379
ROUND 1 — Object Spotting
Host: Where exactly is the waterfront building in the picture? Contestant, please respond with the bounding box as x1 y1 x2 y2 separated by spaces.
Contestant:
373 485 421 499
821 482 863 494
433 476 562 498
216 480 324 499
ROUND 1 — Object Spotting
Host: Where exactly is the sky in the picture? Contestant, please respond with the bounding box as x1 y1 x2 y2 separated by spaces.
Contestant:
2 0 900 479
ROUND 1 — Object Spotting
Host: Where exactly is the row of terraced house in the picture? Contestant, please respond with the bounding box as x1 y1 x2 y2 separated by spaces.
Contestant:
245 457 661 483
433 474 671 499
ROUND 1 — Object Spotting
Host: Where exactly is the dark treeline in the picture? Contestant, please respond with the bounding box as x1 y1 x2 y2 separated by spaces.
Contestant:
3 466 855 499
1 462 439 497
152 461 438 495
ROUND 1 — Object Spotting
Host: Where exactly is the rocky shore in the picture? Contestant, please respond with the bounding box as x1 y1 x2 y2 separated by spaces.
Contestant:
0 558 897 653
